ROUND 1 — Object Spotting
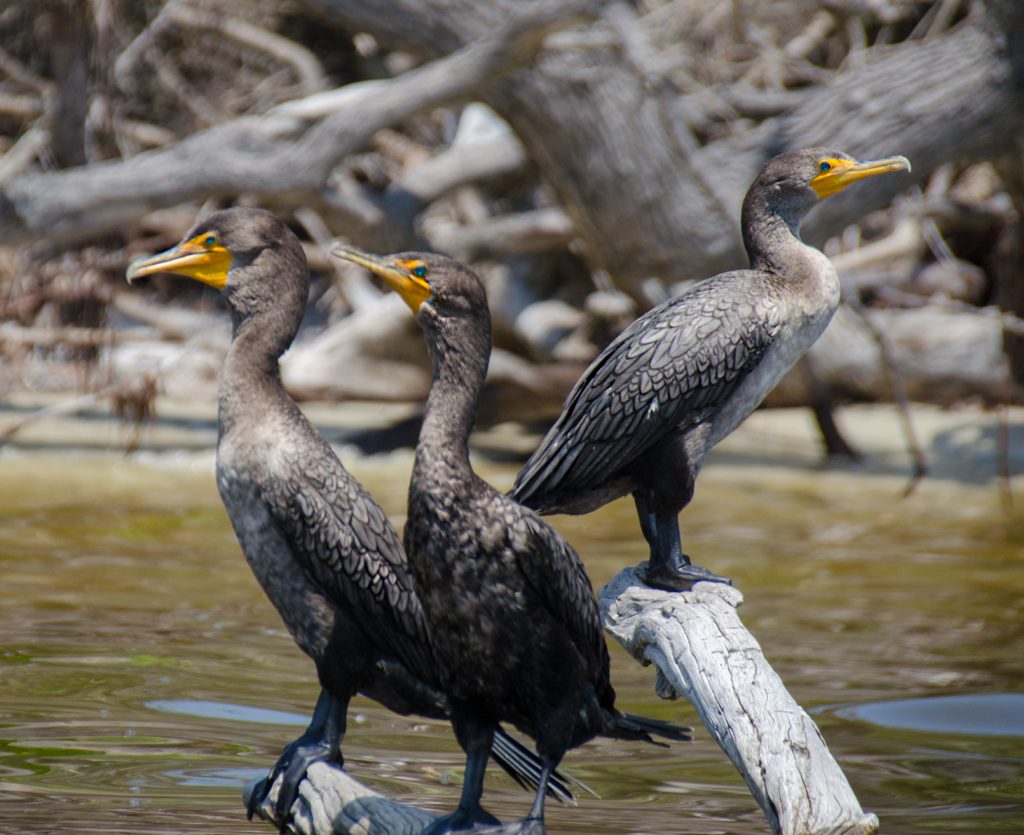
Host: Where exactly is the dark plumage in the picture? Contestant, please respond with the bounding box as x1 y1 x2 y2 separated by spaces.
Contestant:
125 208 574 832
512 148 911 591
331 245 690 834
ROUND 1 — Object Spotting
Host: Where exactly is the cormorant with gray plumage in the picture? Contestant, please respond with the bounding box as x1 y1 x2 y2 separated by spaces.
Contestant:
511 148 911 592
125 207 576 833
332 243 690 835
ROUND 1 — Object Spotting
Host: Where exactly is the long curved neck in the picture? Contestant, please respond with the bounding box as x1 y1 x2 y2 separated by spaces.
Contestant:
219 300 301 437
416 313 491 480
741 187 818 276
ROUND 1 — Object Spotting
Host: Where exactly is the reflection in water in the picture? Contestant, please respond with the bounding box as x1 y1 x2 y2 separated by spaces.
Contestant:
147 699 309 727
166 767 271 789
0 450 1022 833
833 693 1024 737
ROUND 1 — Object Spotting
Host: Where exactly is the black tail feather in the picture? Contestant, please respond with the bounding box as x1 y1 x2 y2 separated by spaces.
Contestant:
490 727 595 804
610 712 693 747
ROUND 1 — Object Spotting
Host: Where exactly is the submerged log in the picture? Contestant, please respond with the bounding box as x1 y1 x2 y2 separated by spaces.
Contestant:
244 567 877 835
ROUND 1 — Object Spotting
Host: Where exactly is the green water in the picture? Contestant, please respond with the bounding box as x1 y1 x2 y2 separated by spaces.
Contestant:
0 444 1022 834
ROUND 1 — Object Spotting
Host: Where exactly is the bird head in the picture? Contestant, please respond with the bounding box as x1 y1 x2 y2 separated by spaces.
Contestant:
804 149 911 199
125 207 308 324
755 148 911 204
329 245 493 369
329 245 487 323
742 148 911 245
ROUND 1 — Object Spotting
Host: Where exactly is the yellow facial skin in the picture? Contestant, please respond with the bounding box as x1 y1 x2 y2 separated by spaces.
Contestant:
329 244 432 314
810 155 912 199
125 231 233 289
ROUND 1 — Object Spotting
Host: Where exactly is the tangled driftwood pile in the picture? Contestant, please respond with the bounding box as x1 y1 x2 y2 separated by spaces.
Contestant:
0 0 1022 441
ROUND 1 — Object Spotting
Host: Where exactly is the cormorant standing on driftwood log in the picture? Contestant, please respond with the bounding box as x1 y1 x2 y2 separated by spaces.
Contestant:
125 208 574 832
512 148 911 592
332 244 690 835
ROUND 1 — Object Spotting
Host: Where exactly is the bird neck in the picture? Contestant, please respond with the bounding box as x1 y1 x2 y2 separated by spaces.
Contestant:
741 188 818 276
415 314 491 480
218 308 299 435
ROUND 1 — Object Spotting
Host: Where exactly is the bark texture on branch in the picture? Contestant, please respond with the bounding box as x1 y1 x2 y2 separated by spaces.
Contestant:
242 568 875 835
600 568 879 835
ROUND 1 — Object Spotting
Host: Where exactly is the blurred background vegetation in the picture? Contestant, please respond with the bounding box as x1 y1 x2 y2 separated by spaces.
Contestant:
0 0 1022 455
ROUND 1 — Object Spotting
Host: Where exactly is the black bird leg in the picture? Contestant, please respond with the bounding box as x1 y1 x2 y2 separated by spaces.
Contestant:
634 494 732 591
515 761 554 834
247 688 348 832
472 760 554 834
423 718 501 834
635 493 659 551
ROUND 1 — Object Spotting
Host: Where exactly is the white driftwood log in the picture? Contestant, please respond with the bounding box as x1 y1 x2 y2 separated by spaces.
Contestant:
243 761 434 835
599 566 879 835
244 567 879 835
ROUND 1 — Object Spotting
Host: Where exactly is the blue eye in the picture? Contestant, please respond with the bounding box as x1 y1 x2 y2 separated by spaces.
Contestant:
204 234 217 246
412 265 427 279
818 161 831 173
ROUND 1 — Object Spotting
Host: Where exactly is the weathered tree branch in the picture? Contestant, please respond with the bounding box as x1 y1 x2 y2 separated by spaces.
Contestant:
428 207 575 260
601 569 878 835
0 126 48 186
111 291 226 341
0 0 594 246
392 132 529 207
280 294 430 401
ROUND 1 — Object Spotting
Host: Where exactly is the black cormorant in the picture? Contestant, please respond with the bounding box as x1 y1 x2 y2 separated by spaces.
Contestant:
511 148 911 591
331 244 690 834
125 208 574 831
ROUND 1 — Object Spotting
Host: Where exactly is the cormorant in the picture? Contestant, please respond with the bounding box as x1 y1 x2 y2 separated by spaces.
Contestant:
331 244 690 835
511 148 911 591
125 208 575 832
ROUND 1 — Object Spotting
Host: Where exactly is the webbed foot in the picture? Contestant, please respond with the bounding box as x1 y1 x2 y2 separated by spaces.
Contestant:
421 804 502 834
644 558 732 592
248 738 342 832
246 774 272 821
482 817 545 834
